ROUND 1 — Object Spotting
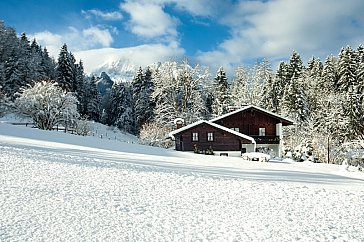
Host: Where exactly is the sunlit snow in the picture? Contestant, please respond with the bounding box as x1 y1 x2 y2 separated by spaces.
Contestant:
1 121 363 241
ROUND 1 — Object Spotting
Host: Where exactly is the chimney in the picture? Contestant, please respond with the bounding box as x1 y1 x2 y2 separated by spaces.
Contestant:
174 118 184 129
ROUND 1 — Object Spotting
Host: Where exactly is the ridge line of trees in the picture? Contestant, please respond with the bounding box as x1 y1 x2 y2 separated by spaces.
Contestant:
1 21 363 164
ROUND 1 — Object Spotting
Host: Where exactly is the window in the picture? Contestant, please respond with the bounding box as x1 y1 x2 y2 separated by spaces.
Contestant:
259 128 266 136
192 132 199 141
207 132 214 141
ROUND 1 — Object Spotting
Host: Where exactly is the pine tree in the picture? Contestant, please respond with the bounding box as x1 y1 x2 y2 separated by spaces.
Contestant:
115 83 134 133
249 60 272 106
0 21 18 63
85 76 101 121
176 60 206 124
274 61 290 111
212 67 230 116
132 67 146 131
337 46 357 92
231 66 249 107
152 61 179 128
132 67 155 133
3 50 21 98
261 75 280 112
343 86 363 139
305 57 323 114
56 44 76 92
103 82 134 132
321 55 338 91
74 60 86 114
282 75 309 124
356 45 364 94
0 22 55 100
41 47 57 79
287 50 304 81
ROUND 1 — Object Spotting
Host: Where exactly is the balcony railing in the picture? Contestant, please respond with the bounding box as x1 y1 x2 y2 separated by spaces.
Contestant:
250 136 280 144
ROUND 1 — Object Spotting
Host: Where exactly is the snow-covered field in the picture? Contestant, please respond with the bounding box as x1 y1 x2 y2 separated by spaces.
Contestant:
1 122 364 241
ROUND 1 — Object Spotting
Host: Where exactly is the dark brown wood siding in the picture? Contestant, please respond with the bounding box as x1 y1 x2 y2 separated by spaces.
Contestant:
174 123 252 152
213 107 280 144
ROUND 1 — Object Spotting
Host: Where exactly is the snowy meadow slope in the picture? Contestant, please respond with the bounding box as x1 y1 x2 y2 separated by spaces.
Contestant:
1 123 364 241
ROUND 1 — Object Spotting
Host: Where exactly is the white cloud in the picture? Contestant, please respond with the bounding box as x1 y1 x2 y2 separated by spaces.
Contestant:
170 0 224 16
82 27 113 47
81 9 123 21
74 43 185 74
30 26 114 58
120 1 178 39
197 0 364 74
30 31 63 58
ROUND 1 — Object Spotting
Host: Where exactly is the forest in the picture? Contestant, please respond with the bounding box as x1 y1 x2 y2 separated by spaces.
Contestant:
0 21 363 165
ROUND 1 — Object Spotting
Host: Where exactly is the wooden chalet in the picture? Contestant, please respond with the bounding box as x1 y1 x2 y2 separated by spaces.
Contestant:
169 105 294 157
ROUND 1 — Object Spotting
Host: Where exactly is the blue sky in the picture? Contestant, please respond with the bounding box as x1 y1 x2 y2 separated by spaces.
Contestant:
1 0 364 74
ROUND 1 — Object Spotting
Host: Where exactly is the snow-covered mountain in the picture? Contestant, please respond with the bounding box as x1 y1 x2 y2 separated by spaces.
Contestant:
74 45 184 82
92 59 138 83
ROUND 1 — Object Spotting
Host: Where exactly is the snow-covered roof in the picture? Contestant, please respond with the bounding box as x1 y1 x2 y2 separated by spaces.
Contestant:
210 105 295 125
169 120 255 143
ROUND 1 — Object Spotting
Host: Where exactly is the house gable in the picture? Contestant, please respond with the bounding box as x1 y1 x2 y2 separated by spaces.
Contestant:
210 105 295 126
210 105 294 138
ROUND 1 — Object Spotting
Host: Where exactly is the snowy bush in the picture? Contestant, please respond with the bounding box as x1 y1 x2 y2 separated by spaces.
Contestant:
342 139 364 170
75 116 91 136
0 90 7 116
15 81 80 130
139 122 173 148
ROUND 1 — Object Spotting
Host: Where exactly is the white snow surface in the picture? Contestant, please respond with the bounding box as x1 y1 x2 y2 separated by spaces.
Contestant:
1 122 364 241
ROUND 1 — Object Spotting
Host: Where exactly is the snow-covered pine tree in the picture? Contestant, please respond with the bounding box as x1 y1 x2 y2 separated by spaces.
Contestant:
2 50 21 98
321 55 338 91
261 75 279 112
56 44 76 93
41 47 57 79
132 67 144 130
249 60 272 106
152 61 179 128
176 60 207 124
2 33 34 98
0 21 18 64
307 57 323 80
231 66 249 107
282 74 309 124
343 86 363 139
115 83 134 133
281 51 309 123
212 66 230 116
272 61 290 113
103 81 134 132
356 45 364 94
287 50 304 82
312 56 340 138
132 67 155 134
74 60 86 114
0 89 10 116
143 67 155 118
28 39 47 81
305 57 323 114
17 33 33 87
102 82 124 126
84 76 101 121
337 46 357 92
